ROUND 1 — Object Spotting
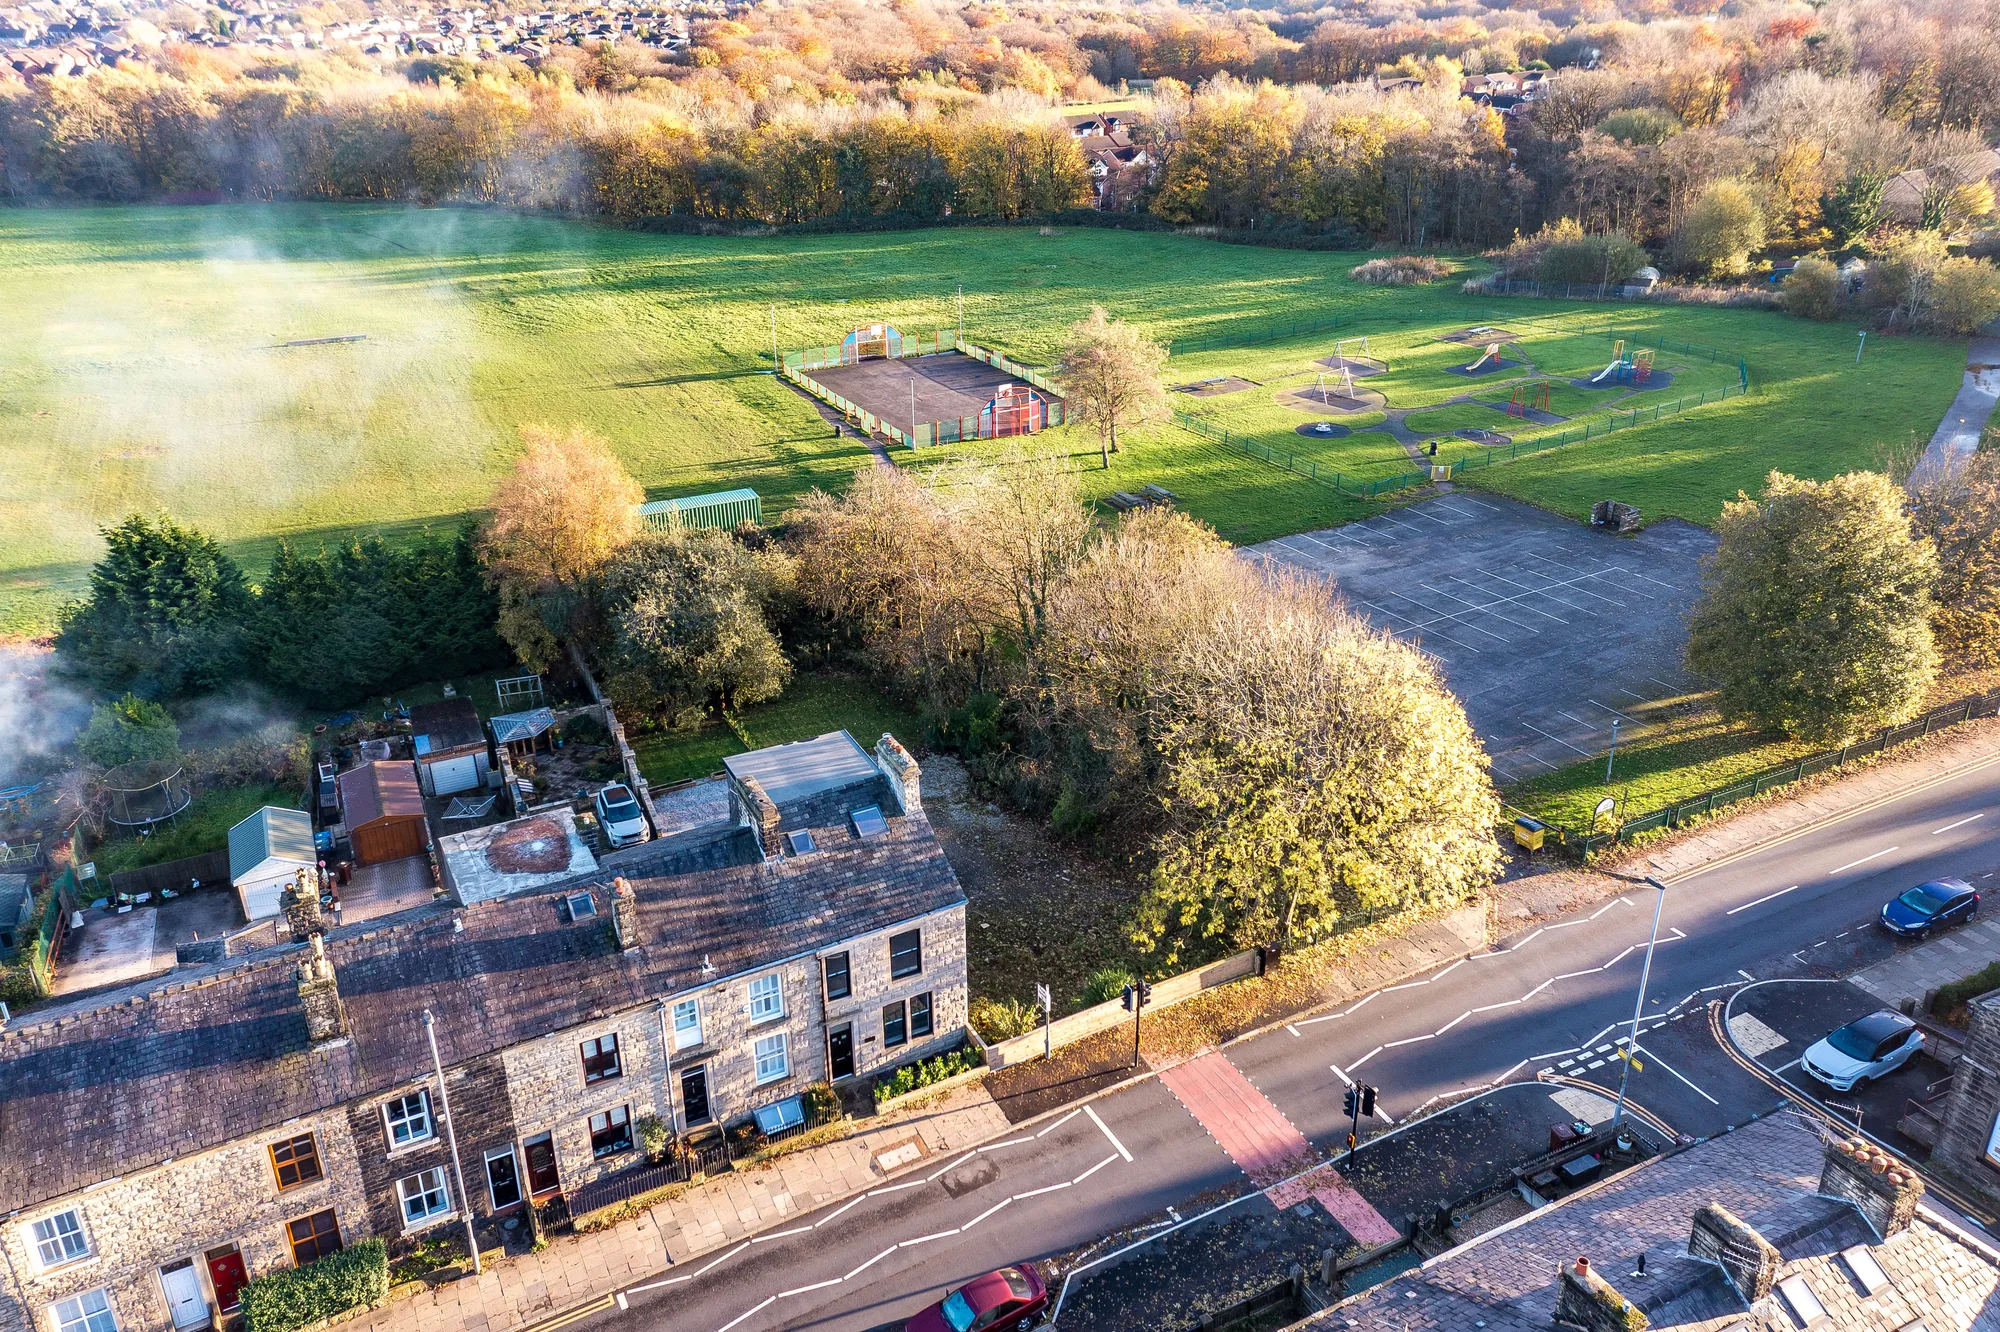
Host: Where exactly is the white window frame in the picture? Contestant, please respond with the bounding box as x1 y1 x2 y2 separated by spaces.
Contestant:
754 1031 789 1084
672 998 702 1050
1984 1109 2000 1169
395 1167 452 1228
383 1090 434 1148
51 1288 118 1332
29 1209 90 1270
484 1147 522 1211
747 974 784 1024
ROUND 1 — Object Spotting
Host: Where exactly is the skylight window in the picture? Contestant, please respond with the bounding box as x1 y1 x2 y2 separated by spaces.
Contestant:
1840 1245 1889 1295
785 830 816 855
564 891 597 921
1777 1276 1827 1327
850 805 888 840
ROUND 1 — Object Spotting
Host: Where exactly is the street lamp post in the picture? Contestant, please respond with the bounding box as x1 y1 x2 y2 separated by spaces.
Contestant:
422 1009 482 1276
1604 718 1621 785
1611 876 1668 1131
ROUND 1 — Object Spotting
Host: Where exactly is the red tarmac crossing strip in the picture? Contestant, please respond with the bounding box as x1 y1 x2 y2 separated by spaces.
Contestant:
1159 1053 1399 1248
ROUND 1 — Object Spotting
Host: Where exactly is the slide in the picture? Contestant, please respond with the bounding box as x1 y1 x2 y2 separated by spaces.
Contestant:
1464 342 1501 372
1589 358 1625 383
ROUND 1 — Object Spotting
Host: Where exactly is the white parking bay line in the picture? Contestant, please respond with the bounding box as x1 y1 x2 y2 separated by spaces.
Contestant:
1831 847 1898 875
1726 885 1800 916
1632 1043 1719 1105
1934 813 1987 835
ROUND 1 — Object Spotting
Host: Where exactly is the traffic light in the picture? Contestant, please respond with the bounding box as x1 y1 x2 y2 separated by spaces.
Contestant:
1343 1086 1358 1117
1121 984 1134 1012
1137 978 1153 1007
1122 979 1153 1010
1360 1085 1377 1118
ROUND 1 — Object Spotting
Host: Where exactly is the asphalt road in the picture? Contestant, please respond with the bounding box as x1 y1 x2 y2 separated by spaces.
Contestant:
575 752 2000 1332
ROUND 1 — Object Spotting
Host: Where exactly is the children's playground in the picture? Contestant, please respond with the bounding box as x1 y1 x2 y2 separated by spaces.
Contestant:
1165 315 1750 491
783 323 1064 447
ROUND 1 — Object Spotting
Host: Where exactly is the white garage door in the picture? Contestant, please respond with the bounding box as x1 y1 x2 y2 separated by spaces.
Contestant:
429 754 481 797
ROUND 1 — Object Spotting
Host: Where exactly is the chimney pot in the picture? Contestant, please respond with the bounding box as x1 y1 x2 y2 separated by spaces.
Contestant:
1819 1135 1923 1237
1688 1203 1780 1302
611 877 640 950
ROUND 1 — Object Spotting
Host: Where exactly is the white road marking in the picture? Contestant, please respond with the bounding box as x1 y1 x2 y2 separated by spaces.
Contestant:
1328 1061 1354 1087
1086 1104 1133 1162
1036 1109 1084 1138
1738 969 1756 982
1350 1045 1384 1071
751 1226 812 1243
1726 884 1800 916
1072 1153 1120 1184
717 1297 776 1332
1830 847 1898 875
1633 1043 1719 1105
1934 813 1986 835
616 1293 629 1310
1773 1057 1802 1074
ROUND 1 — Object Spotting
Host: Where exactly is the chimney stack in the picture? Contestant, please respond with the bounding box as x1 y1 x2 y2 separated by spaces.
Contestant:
611 877 640 950
1687 1204 1779 1302
1819 1136 1923 1238
297 934 350 1045
876 733 922 813
738 776 782 859
283 866 325 939
1554 1256 1648 1332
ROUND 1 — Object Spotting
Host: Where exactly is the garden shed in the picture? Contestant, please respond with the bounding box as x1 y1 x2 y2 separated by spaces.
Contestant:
410 697 491 797
336 760 431 865
637 488 762 531
490 707 558 758
227 806 317 920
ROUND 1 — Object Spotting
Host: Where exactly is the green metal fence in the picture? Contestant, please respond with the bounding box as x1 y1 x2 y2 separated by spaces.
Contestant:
1449 381 1747 477
1523 689 2000 856
1173 411 1430 497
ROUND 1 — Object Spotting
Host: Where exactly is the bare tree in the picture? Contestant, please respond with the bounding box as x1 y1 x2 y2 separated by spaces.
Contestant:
1055 305 1170 468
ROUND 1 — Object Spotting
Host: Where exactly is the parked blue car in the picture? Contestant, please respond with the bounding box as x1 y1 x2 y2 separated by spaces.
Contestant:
1880 878 1979 939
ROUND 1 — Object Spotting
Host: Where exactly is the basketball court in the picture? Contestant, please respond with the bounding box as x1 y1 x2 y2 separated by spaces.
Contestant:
1248 496 1717 784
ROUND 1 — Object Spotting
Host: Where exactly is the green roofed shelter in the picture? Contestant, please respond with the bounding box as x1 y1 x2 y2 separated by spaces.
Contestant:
638 488 762 531
228 806 317 921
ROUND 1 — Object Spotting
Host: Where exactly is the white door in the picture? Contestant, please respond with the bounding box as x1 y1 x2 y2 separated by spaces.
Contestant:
161 1260 210 1330
429 754 480 796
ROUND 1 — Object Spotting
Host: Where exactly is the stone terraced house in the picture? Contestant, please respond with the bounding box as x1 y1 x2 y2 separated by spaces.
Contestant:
0 731 965 1332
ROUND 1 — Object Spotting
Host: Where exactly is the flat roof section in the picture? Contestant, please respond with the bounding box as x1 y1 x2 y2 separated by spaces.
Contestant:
723 731 877 808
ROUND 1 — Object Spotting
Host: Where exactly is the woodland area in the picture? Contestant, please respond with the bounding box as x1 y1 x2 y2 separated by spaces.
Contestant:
5 0 2000 256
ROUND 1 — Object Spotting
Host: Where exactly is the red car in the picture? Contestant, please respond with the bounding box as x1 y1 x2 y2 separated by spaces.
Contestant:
904 1266 1048 1332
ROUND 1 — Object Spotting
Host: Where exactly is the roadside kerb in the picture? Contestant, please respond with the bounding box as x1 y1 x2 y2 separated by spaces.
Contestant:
1714 983 1999 1226
987 948 1263 1069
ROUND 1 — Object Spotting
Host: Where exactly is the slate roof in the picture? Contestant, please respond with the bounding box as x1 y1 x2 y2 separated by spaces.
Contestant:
0 796 964 1214
226 806 316 883
336 759 425 828
409 697 485 756
1299 1114 2000 1331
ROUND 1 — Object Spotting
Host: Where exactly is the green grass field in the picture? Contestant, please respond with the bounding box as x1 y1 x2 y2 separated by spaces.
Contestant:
0 205 1968 638
631 671 925 785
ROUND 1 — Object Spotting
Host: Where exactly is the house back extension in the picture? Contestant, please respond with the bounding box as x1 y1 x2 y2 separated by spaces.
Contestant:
0 730 965 1332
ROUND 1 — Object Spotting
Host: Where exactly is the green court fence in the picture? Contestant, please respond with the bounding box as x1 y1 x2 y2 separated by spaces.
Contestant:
1172 411 1430 498
1449 380 1747 477
783 334 1067 449
1521 688 2000 856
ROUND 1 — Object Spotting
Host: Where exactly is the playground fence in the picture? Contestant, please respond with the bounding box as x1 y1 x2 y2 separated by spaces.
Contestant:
1449 380 1747 477
782 334 1066 448
1171 411 1428 498
1518 687 2000 856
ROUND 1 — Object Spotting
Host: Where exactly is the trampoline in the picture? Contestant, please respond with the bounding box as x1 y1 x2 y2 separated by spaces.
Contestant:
101 760 192 829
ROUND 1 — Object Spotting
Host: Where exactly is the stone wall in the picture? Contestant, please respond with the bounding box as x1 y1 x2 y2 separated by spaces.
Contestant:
0 1109 368 1332
499 1012 673 1193
1925 990 2000 1213
344 1052 518 1241
821 902 969 1081
654 953 825 1134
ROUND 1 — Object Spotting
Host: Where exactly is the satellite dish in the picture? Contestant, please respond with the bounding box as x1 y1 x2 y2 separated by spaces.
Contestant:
1594 796 1617 820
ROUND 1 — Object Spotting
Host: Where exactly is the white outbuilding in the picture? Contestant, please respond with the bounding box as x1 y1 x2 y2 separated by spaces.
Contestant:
227 806 318 920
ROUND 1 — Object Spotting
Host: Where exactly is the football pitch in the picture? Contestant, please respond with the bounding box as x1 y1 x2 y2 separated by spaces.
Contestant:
0 204 1967 635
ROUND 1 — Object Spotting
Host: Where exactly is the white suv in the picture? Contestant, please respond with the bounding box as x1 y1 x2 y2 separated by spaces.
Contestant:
594 783 650 848
1801 1011 1922 1092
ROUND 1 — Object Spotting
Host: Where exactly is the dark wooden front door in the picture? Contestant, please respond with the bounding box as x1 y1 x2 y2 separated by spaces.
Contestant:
829 1024 856 1080
524 1133 561 1197
681 1067 711 1125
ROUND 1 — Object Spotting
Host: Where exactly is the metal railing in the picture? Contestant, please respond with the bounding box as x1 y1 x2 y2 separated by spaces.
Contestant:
1526 688 2000 855
782 335 1066 449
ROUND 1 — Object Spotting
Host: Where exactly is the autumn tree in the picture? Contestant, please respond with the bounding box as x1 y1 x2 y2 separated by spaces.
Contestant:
1781 255 1844 321
1909 452 2000 667
1132 576 1501 962
1672 179 1765 276
479 424 642 671
599 523 795 727
1687 471 1938 744
1055 306 1170 468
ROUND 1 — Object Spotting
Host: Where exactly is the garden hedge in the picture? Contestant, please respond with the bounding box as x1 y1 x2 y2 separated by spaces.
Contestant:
240 1239 388 1332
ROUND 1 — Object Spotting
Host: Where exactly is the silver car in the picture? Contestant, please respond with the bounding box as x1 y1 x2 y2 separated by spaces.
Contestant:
594 783 649 847
1801 1011 1922 1092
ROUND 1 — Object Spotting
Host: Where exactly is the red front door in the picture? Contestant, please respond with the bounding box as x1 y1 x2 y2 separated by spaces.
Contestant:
206 1246 248 1312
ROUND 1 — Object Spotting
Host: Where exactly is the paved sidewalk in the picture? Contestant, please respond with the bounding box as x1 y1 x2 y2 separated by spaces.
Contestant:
1915 333 2000 484
347 1082 1010 1332
1626 716 2000 885
1853 890 2000 1013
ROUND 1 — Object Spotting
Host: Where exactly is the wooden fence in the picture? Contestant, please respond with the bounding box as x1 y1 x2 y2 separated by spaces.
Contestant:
108 850 232 901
